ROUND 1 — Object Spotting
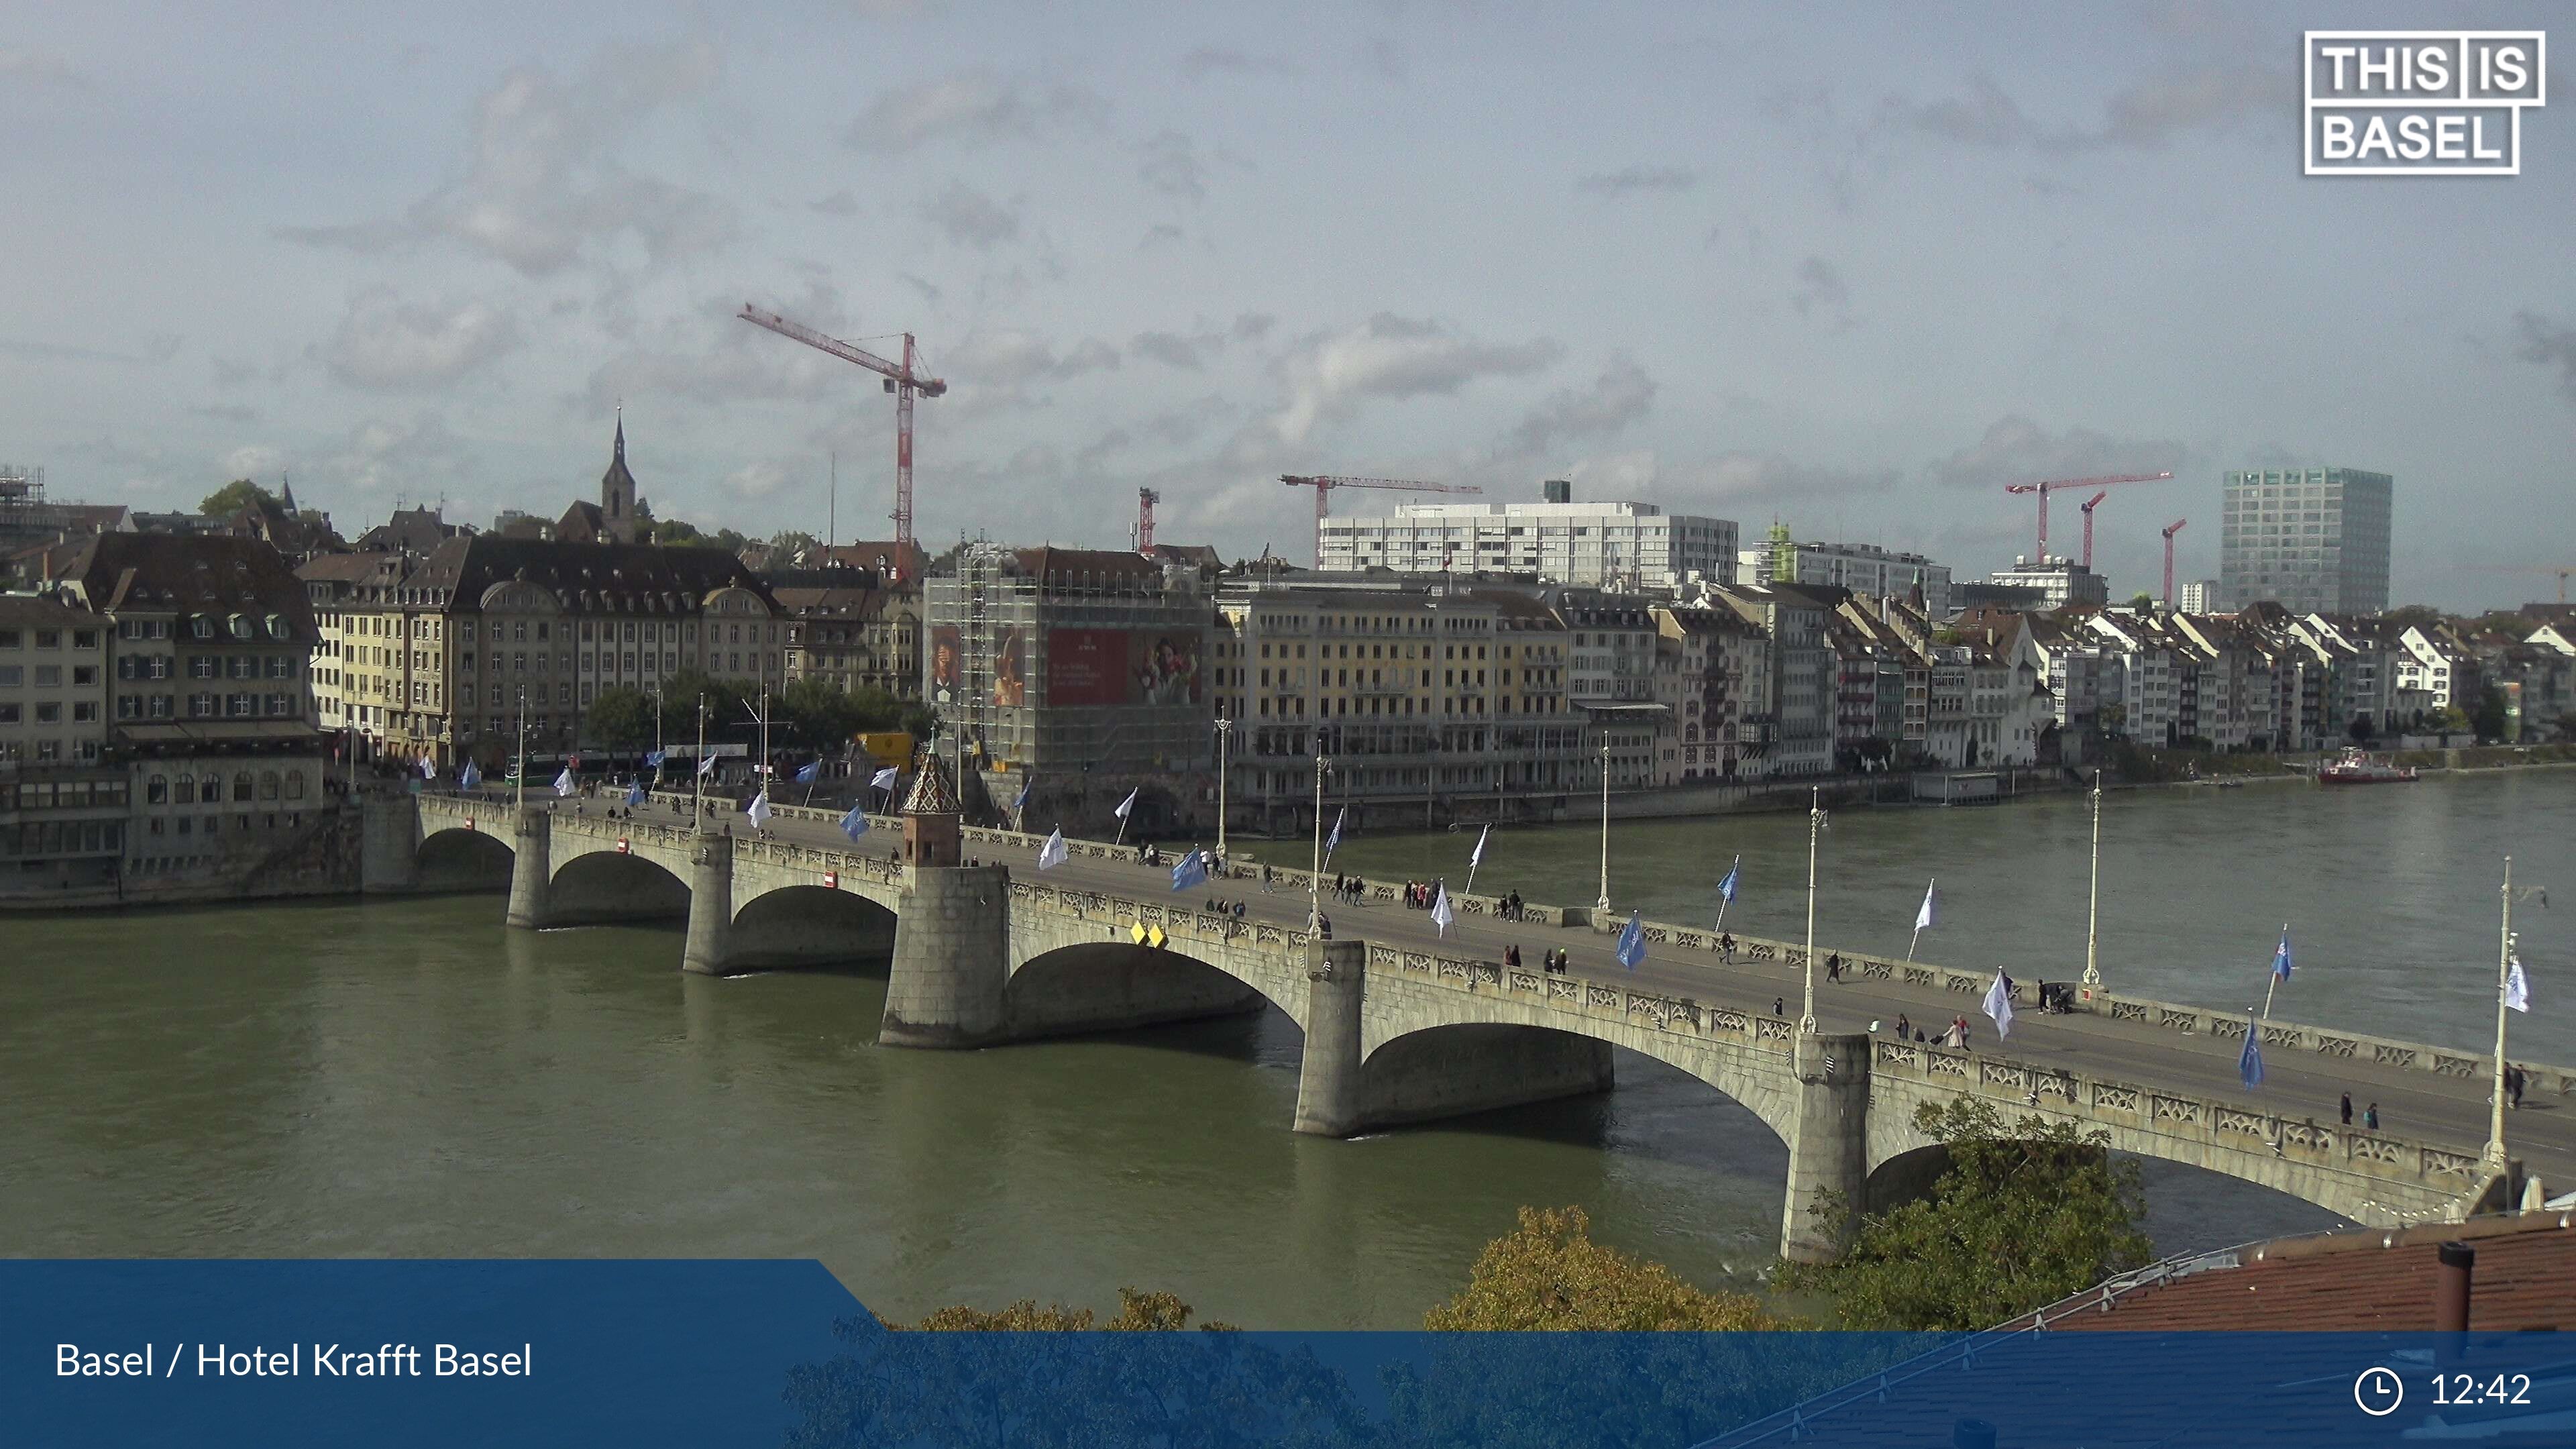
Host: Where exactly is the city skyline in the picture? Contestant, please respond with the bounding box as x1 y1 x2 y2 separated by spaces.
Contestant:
3 3 2572 610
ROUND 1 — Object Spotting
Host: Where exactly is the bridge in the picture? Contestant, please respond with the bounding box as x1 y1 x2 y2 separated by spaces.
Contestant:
380 783 2563 1263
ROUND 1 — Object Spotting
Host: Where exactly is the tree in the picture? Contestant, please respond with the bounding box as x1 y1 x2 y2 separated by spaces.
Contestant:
781 676 869 751
1424 1205 1772 1331
2095 701 2126 737
2470 684 2510 743
2349 712 2377 743
1778 1098 2150 1330
2128 592 2155 612
584 686 657 750
712 527 751 555
199 478 278 517
649 517 705 547
2383 604 2447 630
771 529 821 559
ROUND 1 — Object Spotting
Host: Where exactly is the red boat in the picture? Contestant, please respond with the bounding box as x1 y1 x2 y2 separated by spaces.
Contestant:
2316 746 2418 785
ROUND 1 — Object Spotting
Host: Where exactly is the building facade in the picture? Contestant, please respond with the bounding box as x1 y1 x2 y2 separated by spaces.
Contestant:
1984 556 2110 611
1741 537 1951 617
2219 466 2393 616
1318 489 1737 590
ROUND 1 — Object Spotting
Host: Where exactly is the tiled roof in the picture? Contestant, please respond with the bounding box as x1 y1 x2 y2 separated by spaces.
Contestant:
62 533 317 640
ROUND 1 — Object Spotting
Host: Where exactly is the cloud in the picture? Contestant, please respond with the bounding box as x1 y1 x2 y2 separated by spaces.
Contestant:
1878 62 2284 155
845 69 1109 152
0 333 182 365
1789 255 1849 321
316 413 474 496
1922 415 2190 492
1360 36 1407 83
278 40 733 278
1138 222 1185 249
1179 47 1292 81
722 460 794 500
583 283 858 413
0 45 87 89
1509 355 1656 454
1576 165 1698 197
1267 313 1564 443
2514 311 2576 402
322 289 521 390
919 182 1020 248
1138 130 1210 201
193 404 262 425
809 190 861 217
209 357 260 387
1232 312 1276 342
1132 331 1210 370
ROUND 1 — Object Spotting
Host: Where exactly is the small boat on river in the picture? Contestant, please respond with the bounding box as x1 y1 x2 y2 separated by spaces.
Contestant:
2316 746 2419 785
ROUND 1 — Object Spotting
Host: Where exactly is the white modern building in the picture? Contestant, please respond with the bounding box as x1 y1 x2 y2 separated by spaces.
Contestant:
1318 482 1736 591
1737 538 1951 616
2179 579 2217 614
1986 556 2110 611
2218 466 2393 616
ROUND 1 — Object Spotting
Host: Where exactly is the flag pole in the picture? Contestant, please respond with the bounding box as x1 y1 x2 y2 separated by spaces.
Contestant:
2487 856 2516 1171
2262 922 2285 1019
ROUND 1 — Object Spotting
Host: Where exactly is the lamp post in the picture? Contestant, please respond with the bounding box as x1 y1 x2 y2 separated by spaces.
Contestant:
692 694 707 826
2487 855 2538 1171
2081 769 2104 992
1214 714 1233 862
1801 786 1824 1034
1595 729 1612 915
513 686 527 815
1308 736 1332 933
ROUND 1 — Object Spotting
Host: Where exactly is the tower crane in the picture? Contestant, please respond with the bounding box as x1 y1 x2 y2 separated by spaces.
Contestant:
737 303 946 555
1279 475 1485 567
2078 490 2110 569
2477 565 2575 604
1136 488 1159 554
2002 472 2171 560
2161 519 2188 606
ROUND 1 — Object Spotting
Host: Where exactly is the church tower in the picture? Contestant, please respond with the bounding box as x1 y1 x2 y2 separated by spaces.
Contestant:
600 409 639 543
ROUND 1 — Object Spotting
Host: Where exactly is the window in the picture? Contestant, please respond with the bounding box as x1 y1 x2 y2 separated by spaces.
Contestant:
260 771 280 801
284 771 305 800
148 775 168 804
35 702 60 723
73 702 98 722
34 665 60 686
200 777 221 803
233 773 254 802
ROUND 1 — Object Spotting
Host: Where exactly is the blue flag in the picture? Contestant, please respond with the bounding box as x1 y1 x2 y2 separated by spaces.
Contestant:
458 759 481 790
644 749 666 768
626 777 646 808
1170 848 1209 894
1014 774 1032 810
795 759 820 784
839 805 869 841
1717 855 1739 904
1615 910 1646 971
2271 925 2293 981
1322 806 1344 864
2239 1013 2264 1089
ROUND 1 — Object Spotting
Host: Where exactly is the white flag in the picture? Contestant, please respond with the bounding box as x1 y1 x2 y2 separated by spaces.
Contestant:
1430 885 1455 937
1037 828 1069 871
552 767 576 796
1469 824 1489 869
1114 788 1138 819
747 790 772 828
1915 879 1939 933
870 765 899 791
418 755 436 779
2507 955 2531 1014
1982 970 2014 1039
698 753 718 778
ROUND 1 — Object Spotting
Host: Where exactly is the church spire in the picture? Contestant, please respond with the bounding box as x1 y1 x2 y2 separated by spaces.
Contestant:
613 402 625 462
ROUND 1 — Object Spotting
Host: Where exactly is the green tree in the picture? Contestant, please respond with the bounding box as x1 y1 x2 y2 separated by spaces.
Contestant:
1778 1098 2150 1330
1424 1205 1773 1331
2470 683 2510 742
712 527 751 555
584 686 657 750
2383 604 2447 630
199 478 278 517
780 676 868 751
771 529 821 559
2128 592 2155 612
649 517 704 546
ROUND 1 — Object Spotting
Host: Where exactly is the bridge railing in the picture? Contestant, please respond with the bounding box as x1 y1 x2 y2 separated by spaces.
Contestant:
421 790 2576 1097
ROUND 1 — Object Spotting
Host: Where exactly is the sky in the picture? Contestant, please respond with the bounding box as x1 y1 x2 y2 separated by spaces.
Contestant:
3 1 2571 610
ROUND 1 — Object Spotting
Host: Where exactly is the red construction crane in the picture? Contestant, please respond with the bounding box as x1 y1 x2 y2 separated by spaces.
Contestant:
2002 472 2172 559
737 303 946 554
1279 475 1485 567
2077 490 2110 569
1136 488 1159 554
2161 518 2188 606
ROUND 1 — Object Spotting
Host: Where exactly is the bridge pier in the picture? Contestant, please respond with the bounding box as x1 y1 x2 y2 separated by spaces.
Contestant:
1293 939 1368 1136
681 828 736 975
360 795 419 893
505 806 553 929
1781 1031 1872 1264
879 863 1013 1046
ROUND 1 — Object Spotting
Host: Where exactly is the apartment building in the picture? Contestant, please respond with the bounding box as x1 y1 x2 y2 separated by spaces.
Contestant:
1318 483 1737 590
0 594 125 885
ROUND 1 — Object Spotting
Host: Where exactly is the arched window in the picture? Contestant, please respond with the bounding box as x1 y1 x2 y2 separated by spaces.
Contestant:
233 772 254 802
260 771 280 801
147 774 168 804
284 771 305 800
199 776 220 803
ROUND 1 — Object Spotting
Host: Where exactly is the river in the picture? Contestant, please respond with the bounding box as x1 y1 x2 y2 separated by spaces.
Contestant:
3 770 2564 1328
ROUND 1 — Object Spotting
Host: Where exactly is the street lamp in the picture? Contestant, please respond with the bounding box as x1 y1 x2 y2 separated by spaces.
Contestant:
513 686 528 815
1214 714 1233 862
2487 856 2546 1171
1801 785 1825 1034
1595 729 1612 915
1308 735 1332 934
2080 769 2104 992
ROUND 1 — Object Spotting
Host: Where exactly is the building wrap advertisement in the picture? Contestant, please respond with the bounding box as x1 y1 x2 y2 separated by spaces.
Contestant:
1046 628 1200 706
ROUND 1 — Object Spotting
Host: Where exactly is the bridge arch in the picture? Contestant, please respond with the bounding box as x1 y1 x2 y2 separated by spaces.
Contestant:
415 825 514 892
727 884 898 970
547 848 690 926
1356 1016 1799 1142
1004 941 1275 1042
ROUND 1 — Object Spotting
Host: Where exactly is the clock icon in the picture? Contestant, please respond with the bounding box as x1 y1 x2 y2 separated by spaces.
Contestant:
2355 1366 2405 1417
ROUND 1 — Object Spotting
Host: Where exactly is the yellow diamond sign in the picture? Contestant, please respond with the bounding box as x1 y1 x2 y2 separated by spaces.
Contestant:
1148 924 1167 949
1129 922 1148 945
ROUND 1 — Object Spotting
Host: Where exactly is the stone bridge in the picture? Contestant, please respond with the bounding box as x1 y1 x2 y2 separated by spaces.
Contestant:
402 792 2508 1261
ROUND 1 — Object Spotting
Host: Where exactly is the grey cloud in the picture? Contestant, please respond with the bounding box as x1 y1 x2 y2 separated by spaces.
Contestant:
0 333 182 366
1138 223 1185 249
582 284 857 414
0 46 87 89
2514 311 2576 402
1232 312 1275 342
810 190 861 217
845 69 1109 152
210 357 260 387
317 413 474 496
1881 62 2285 156
1179 47 1291 81
1269 313 1564 442
1789 256 1849 321
1132 331 1209 370
323 289 521 390
1576 165 1698 197
193 404 262 425
1360 36 1407 83
1511 356 1657 455
919 182 1020 248
278 39 734 278
1138 130 1209 201
1922 415 2190 492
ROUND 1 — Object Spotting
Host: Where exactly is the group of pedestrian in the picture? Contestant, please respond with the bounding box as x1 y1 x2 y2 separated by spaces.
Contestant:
2337 1093 2382 1131
1401 880 1443 910
1875 1012 1970 1048
1199 897 1248 921
1327 873 1366 905
1497 890 1526 921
